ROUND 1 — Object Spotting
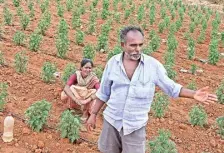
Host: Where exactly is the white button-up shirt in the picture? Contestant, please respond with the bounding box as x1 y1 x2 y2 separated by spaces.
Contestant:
96 53 182 135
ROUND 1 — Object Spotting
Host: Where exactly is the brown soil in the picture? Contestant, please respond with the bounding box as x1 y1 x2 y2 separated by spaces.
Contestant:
0 0 224 153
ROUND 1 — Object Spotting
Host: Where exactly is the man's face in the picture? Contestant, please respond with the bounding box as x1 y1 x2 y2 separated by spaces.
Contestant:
121 30 144 61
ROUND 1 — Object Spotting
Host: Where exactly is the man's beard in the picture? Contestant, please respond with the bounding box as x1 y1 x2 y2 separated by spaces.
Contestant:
124 51 142 61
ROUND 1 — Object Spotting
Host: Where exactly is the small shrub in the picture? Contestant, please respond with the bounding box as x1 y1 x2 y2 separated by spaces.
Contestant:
107 45 121 61
216 81 224 104
216 116 224 139
58 110 81 143
72 11 81 29
62 63 76 85
16 6 24 17
190 64 197 75
0 51 5 65
13 0 20 7
189 105 207 127
75 30 84 45
14 51 28 73
25 100 51 132
41 62 57 83
187 38 195 60
151 92 169 118
40 0 49 13
66 0 74 11
57 4 64 17
94 66 104 81
187 80 197 90
149 129 177 153
189 22 195 33
4 7 13 25
0 82 8 111
20 13 30 30
164 64 176 80
83 44 95 60
208 39 219 65
13 31 26 46
29 31 42 51
37 11 51 35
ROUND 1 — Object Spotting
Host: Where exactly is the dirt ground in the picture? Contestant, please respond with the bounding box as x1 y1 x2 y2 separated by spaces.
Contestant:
0 0 224 153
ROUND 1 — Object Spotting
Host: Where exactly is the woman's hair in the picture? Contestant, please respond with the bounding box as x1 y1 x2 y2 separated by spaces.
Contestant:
81 58 93 67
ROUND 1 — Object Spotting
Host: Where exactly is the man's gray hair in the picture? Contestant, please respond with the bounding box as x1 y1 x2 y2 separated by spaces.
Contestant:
120 25 144 43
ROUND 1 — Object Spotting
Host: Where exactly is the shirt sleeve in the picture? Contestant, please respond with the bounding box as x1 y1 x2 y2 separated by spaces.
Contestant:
66 74 77 86
96 63 112 102
155 62 182 98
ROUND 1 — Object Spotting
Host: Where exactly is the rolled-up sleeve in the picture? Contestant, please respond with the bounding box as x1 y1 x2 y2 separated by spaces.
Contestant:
96 63 112 102
155 62 182 98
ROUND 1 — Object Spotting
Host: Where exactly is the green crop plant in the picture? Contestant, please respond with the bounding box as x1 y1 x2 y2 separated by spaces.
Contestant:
57 3 64 17
0 51 5 66
66 0 74 11
37 11 51 35
92 0 98 8
167 34 178 52
75 30 84 45
41 62 57 83
107 45 121 61
97 34 108 52
114 12 121 23
187 37 195 60
58 110 81 143
160 7 166 19
62 63 76 85
16 6 24 17
14 51 28 73
164 52 175 67
189 22 196 33
83 44 95 60
178 7 184 21
29 31 42 52
216 116 224 139
72 11 81 29
0 82 8 111
189 105 207 127
183 31 190 40
13 31 26 46
149 4 156 25
149 129 177 153
175 19 182 31
121 0 126 10
169 23 176 35
216 81 224 104
29 7 35 18
137 5 144 22
87 22 96 35
187 80 197 90
113 0 119 11
13 0 20 7
197 29 206 44
101 9 109 20
20 13 30 30
208 39 219 65
151 92 169 118
94 66 104 81
0 0 4 3
40 0 49 13
4 7 13 25
158 21 165 33
149 33 160 52
28 1 34 11
25 100 51 132
221 32 224 47
124 9 131 19
164 64 176 80
164 16 170 28
56 36 69 58
190 64 197 75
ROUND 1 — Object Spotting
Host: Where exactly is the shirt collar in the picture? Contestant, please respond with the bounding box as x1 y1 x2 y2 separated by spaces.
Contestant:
115 52 145 65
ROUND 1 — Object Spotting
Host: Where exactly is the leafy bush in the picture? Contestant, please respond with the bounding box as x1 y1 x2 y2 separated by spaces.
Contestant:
197 29 206 44
189 105 207 127
83 44 95 60
20 13 30 30
37 11 51 35
4 7 13 25
40 0 49 13
16 6 24 17
107 45 121 61
13 0 20 7
13 31 26 46
29 31 42 52
216 81 224 104
94 66 104 81
75 30 84 45
62 63 76 85
72 11 81 29
25 100 51 132
0 82 8 112
41 62 57 83
58 110 81 143
187 38 195 60
208 39 219 65
164 64 176 80
66 0 74 11
137 5 144 22
149 129 177 153
57 3 64 17
14 51 28 73
187 80 197 90
151 92 169 118
0 51 5 65
216 116 224 139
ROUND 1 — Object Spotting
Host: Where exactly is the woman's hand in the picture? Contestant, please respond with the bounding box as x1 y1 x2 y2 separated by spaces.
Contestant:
86 114 97 131
193 86 218 105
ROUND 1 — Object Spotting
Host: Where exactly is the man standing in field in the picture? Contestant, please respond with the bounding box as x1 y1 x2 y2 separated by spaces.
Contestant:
86 25 218 153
